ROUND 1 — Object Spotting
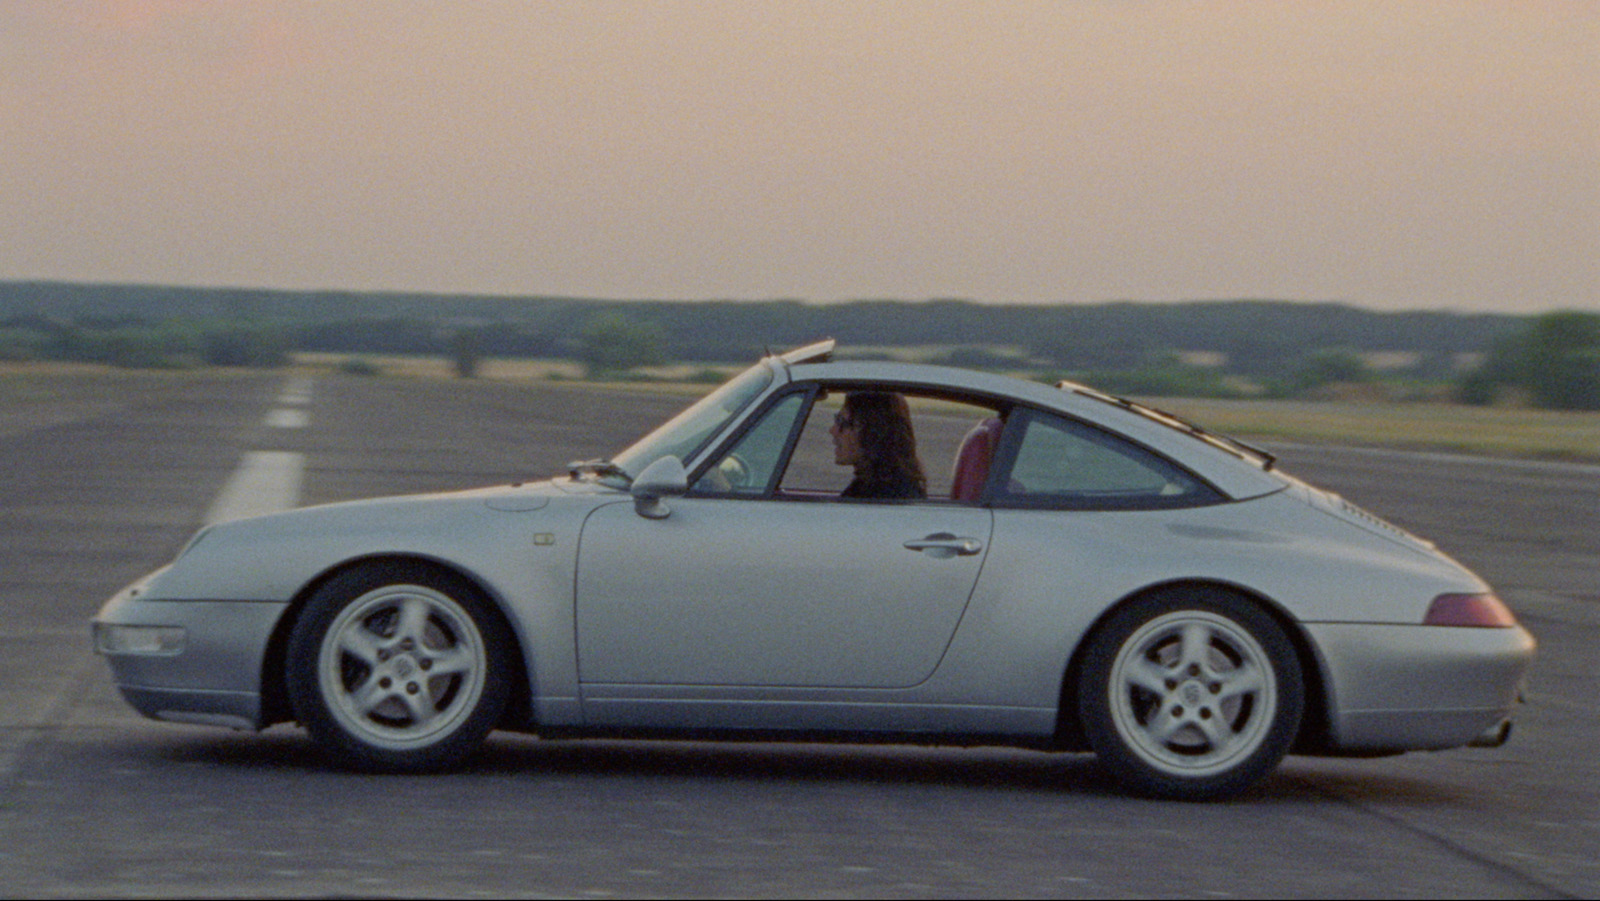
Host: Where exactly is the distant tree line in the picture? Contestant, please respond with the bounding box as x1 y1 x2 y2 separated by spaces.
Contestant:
2 280 1593 409
1459 311 1600 411
0 317 288 369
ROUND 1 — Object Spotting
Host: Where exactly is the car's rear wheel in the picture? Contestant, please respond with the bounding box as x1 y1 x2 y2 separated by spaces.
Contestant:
1078 587 1303 800
286 563 512 772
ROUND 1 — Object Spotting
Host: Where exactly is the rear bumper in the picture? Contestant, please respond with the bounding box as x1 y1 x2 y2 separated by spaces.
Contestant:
1303 621 1535 753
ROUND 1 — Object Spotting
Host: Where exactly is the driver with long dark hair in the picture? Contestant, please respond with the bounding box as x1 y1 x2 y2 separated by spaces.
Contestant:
829 391 927 500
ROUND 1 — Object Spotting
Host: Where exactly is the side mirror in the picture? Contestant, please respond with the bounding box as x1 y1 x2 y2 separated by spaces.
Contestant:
631 456 688 519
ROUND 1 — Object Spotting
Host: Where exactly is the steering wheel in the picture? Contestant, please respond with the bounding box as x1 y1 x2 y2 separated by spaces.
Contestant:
696 454 752 493
717 454 751 489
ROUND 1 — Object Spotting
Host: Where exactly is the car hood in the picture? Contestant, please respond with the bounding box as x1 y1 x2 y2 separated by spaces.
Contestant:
148 478 613 603
193 478 577 538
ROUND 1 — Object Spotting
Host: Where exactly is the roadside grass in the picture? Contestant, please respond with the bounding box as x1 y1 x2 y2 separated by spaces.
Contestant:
1146 396 1600 463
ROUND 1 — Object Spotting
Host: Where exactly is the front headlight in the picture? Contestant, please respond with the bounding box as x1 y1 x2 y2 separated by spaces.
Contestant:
93 624 187 656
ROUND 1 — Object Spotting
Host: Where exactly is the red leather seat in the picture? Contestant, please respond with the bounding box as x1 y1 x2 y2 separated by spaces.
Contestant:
950 417 1003 502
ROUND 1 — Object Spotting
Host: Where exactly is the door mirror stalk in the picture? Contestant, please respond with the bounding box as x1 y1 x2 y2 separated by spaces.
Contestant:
631 456 688 519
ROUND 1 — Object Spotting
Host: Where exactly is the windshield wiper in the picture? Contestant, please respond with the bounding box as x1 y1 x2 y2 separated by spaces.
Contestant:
567 458 631 482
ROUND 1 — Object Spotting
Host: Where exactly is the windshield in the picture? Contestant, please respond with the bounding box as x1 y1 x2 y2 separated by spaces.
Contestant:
609 362 776 480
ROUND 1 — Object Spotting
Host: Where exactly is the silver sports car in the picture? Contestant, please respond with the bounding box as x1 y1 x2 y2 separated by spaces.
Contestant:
93 340 1535 799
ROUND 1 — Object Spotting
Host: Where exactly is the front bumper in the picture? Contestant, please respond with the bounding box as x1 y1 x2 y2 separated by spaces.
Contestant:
92 574 289 732
1304 621 1536 753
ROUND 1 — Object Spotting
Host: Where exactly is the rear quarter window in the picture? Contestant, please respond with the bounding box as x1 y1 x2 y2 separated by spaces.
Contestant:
995 409 1223 510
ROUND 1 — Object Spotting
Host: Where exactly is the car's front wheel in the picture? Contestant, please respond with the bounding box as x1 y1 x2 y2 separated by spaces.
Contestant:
1078 587 1304 800
286 563 513 772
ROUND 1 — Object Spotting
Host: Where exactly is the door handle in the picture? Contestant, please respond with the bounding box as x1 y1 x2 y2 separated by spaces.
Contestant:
903 532 984 558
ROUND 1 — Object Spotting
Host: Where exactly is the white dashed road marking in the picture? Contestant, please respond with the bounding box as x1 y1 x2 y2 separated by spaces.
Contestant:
264 376 313 428
264 407 309 428
276 375 314 406
204 450 305 525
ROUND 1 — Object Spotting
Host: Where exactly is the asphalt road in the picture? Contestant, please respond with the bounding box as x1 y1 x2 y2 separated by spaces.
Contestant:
0 370 1594 899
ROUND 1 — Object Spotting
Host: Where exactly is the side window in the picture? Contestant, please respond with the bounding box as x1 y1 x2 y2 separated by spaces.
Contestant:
777 389 1004 501
995 410 1220 510
691 383 1012 503
691 393 807 496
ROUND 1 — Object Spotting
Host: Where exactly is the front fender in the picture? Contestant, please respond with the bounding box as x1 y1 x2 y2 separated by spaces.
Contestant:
141 488 602 729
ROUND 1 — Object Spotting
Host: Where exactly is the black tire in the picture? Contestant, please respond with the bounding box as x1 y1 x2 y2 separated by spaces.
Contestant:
1077 586 1304 800
286 562 514 773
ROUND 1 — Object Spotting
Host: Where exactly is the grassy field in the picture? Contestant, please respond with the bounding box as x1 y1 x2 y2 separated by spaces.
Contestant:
7 358 1597 464
1144 396 1600 463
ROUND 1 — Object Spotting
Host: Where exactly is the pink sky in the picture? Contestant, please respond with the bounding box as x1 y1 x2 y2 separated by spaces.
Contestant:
1 1 1594 312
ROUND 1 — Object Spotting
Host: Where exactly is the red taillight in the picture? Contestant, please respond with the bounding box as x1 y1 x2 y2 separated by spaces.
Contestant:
1424 593 1517 627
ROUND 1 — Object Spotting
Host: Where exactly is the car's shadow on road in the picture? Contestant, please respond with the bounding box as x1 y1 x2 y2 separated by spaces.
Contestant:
1270 760 1475 806
479 735 1118 795
159 728 1118 795
145 727 1465 805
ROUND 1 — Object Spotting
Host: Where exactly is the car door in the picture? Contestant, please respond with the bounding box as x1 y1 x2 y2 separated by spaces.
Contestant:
573 497 992 689
573 385 994 693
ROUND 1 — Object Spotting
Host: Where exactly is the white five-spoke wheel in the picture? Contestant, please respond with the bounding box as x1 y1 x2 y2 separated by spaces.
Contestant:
1080 588 1303 800
287 564 513 772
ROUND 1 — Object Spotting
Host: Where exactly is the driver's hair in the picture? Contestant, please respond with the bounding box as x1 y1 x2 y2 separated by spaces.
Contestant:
842 392 927 494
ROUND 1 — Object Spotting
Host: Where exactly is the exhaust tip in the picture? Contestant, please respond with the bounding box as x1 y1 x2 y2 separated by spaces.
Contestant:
1469 719 1512 748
